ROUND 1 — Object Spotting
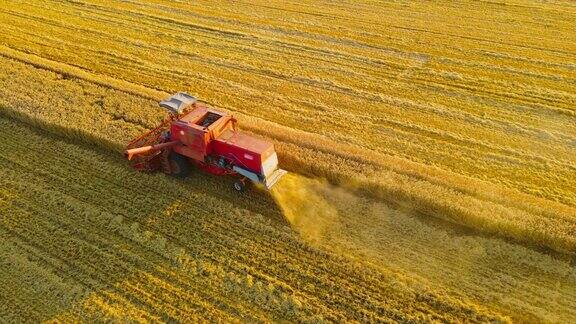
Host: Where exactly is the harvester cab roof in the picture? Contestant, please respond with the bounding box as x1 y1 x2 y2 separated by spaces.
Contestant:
159 92 197 115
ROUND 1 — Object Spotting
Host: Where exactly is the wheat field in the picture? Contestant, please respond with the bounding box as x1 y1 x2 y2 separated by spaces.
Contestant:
0 0 575 321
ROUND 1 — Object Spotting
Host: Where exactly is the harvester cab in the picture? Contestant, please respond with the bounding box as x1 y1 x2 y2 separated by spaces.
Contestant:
124 92 287 191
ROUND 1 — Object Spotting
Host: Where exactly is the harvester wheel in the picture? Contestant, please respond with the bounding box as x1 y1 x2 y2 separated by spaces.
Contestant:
233 178 247 192
169 153 191 178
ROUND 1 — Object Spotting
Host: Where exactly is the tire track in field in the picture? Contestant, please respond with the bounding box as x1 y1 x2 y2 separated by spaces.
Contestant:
389 24 575 56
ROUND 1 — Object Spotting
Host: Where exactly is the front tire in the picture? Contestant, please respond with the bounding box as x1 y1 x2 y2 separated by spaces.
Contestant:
169 152 191 178
233 179 247 192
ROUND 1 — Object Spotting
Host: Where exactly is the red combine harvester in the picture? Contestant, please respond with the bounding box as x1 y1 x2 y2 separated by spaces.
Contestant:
124 93 287 191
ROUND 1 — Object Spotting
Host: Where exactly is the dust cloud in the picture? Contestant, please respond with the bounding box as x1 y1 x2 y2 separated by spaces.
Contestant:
270 173 340 246
270 173 393 265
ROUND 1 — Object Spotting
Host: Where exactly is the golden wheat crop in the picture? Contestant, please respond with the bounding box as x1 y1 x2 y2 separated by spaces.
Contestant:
0 0 575 321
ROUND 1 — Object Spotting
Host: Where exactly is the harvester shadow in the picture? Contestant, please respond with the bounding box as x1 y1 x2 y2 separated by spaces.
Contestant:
182 169 289 225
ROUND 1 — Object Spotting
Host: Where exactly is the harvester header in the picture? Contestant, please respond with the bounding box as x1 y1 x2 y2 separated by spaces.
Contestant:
124 92 287 191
